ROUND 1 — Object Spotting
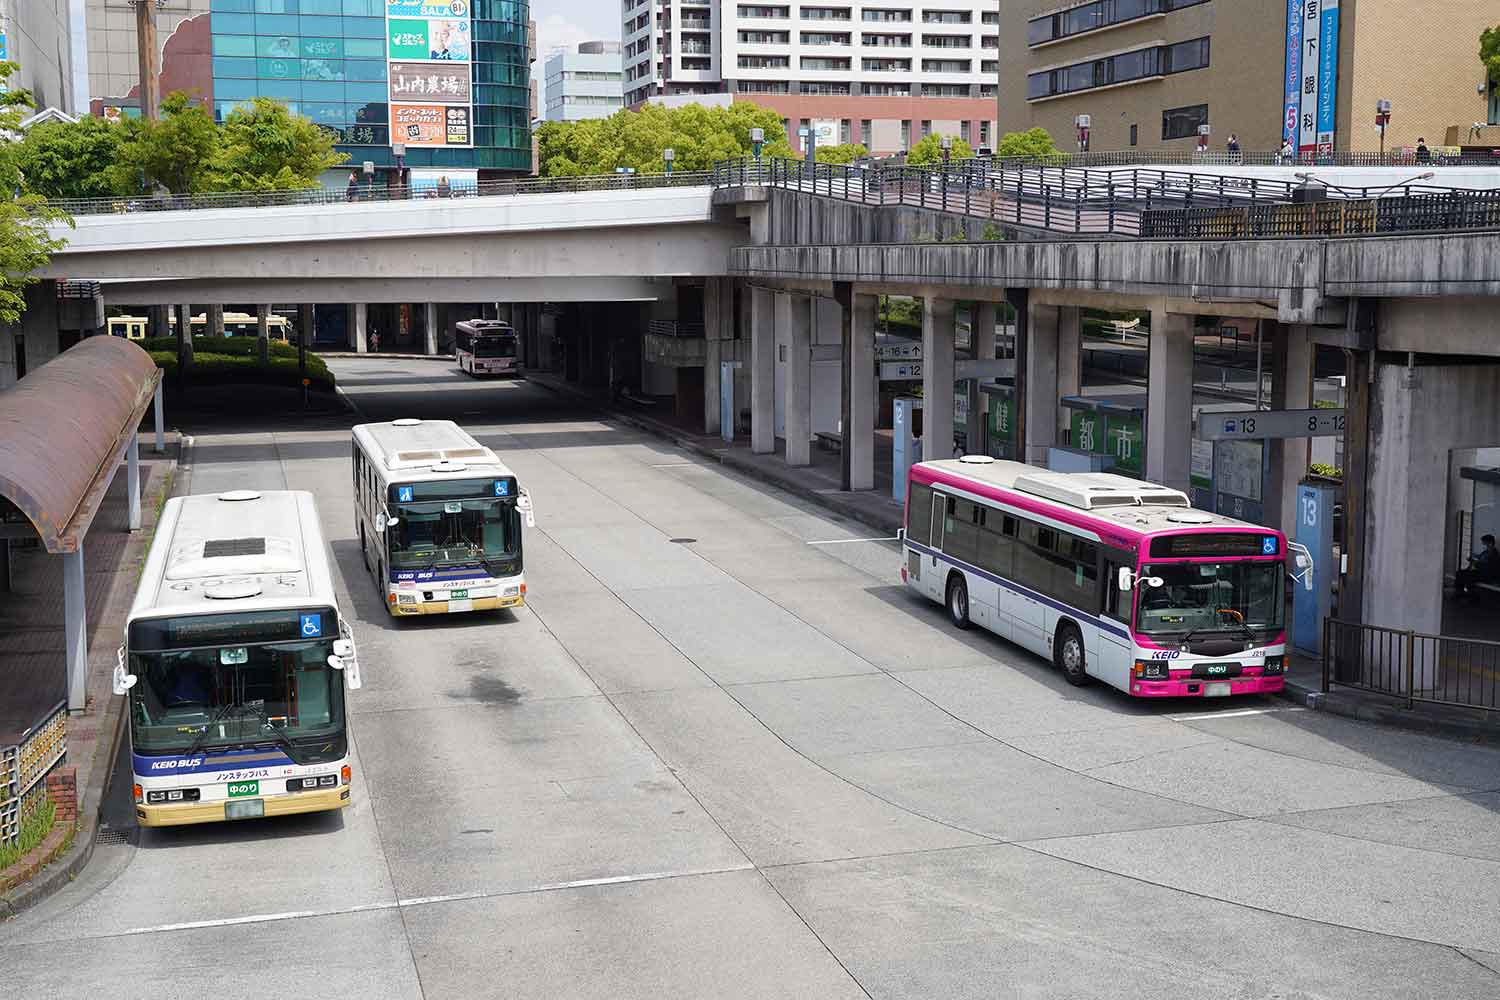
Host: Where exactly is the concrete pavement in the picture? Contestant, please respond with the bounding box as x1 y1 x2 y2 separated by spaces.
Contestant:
3 356 1497 999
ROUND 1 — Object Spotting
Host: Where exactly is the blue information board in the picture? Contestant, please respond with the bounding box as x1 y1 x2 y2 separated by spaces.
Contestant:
1293 482 1336 655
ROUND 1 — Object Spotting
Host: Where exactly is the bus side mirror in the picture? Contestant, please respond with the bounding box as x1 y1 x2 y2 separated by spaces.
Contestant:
1289 542 1315 592
112 645 137 695
328 636 361 689
518 489 535 529
1117 567 1133 592
376 510 398 531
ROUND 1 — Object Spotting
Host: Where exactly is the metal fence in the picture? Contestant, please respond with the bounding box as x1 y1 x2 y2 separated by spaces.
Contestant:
1142 189 1500 239
44 170 714 218
1323 618 1500 711
0 702 67 846
970 149 1500 171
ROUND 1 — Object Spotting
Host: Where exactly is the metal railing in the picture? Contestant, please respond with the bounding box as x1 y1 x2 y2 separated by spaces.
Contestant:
44 170 713 217
646 320 705 338
1323 618 1500 711
970 148 1500 171
1142 189 1500 239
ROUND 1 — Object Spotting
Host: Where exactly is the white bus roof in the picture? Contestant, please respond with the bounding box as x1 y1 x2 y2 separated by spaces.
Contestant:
128 490 338 623
351 419 515 479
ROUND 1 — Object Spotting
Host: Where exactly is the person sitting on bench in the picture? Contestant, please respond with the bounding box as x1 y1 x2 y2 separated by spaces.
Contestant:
1455 533 1499 601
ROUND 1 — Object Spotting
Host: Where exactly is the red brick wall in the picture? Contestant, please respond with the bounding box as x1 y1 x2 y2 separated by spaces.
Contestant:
45 765 77 826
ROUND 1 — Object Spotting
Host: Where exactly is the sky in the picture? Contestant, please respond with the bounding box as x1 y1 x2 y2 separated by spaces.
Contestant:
531 0 620 90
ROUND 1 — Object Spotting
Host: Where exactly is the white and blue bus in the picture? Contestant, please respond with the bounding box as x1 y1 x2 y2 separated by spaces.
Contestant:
113 490 362 827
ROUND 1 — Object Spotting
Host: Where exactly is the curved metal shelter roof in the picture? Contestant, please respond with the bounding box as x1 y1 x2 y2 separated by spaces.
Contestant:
0 336 161 553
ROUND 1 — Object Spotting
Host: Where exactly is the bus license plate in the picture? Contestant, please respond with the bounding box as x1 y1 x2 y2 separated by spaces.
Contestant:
1204 682 1232 697
225 799 265 821
449 597 472 612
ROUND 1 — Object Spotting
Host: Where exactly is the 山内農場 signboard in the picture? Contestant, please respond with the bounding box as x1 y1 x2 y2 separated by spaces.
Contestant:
386 0 473 149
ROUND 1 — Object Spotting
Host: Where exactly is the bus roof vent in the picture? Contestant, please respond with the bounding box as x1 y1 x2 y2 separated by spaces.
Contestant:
1013 472 1190 511
203 537 267 558
1141 492 1192 508
218 490 261 502
203 578 263 600
958 454 996 464
1166 511 1215 524
431 460 468 473
442 448 490 461
393 418 422 427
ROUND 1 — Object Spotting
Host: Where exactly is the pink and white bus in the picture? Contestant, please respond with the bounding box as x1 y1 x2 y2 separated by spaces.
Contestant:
901 457 1310 698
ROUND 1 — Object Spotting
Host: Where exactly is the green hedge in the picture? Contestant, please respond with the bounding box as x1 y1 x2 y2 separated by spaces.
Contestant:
148 349 335 390
139 336 303 358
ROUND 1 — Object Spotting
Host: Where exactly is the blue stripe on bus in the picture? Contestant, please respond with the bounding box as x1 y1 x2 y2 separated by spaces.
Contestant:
133 748 296 777
907 540 1133 640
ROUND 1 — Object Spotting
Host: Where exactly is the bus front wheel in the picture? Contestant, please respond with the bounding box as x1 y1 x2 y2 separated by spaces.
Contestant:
1055 623 1088 686
946 575 971 630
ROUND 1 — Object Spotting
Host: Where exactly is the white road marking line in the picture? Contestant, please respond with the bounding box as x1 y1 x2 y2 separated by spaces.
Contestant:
649 462 699 468
108 865 755 939
1168 706 1307 722
806 537 900 546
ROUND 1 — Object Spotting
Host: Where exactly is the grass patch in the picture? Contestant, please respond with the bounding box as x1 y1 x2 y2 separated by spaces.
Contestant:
0 801 57 872
148 348 335 391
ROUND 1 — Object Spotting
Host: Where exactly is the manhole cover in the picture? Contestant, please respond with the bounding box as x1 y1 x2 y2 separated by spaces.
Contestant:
669 538 696 544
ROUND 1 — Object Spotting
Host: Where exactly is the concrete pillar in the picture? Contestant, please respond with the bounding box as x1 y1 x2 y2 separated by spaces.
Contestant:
1024 302 1060 465
424 302 439 355
209 304 225 337
922 297 956 460
703 278 730 435
152 379 165 453
964 302 999 455
351 303 368 353
64 547 86 712
850 293 877 490
148 304 169 339
1267 322 1313 536
784 294 813 466
0 540 10 593
1147 308 1195 491
177 303 194 377
256 303 271 366
126 433 141 531
1057 305 1082 430
750 286 776 454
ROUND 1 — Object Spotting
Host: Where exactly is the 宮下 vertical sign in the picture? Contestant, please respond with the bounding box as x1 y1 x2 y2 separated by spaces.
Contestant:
386 0 474 149
1287 0 1339 154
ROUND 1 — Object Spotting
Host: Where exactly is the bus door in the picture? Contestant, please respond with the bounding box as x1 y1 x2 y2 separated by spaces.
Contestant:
925 491 949 603
1096 549 1136 688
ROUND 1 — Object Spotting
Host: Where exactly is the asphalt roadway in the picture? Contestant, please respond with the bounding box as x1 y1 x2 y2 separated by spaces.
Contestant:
3 357 1499 999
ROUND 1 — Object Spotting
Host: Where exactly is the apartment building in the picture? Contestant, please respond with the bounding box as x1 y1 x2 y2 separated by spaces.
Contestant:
622 0 999 155
997 0 1500 156
545 40 624 121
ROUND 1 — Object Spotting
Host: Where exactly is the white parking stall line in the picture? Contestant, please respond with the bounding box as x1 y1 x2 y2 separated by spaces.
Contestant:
1168 707 1307 722
806 537 900 546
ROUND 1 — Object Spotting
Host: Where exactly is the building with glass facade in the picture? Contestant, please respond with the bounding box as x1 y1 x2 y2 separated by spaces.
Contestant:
208 0 532 175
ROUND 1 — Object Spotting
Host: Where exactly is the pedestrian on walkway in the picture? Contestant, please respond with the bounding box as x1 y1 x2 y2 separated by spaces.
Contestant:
1415 137 1431 163
1226 133 1241 160
1278 138 1294 165
1456 534 1499 601
346 171 359 202
437 175 452 198
370 329 381 353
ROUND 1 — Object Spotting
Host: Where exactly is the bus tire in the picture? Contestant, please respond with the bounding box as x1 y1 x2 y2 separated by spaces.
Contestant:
946 574 971 630
1055 623 1088 686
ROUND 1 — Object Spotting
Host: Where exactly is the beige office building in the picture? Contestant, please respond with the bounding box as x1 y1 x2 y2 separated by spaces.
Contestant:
996 0 1499 155
87 0 210 107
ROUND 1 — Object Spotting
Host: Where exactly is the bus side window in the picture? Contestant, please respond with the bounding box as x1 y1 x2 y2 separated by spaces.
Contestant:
906 484 933 546
1102 555 1132 624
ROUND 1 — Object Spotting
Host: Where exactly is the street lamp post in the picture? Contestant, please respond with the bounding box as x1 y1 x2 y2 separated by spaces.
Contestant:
392 141 407 198
940 135 952 207
663 148 675 175
362 160 375 200
750 126 764 160
1375 99 1392 157
1074 114 1091 153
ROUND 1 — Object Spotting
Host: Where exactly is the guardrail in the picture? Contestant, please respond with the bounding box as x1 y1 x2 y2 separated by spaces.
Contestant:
1142 189 1500 239
43 170 714 217
970 148 1500 171
1323 618 1500 711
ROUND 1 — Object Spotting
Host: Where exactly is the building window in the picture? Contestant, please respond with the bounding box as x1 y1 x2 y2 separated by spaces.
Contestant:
801 31 852 45
1130 123 1138 145
981 60 998 74
960 120 970 144
1162 103 1209 140
738 80 792 93
861 118 872 147
921 119 931 137
739 55 790 69
801 6 852 20
901 119 911 148
861 33 911 47
862 57 911 72
924 84 968 97
738 30 790 44
865 82 912 96
1026 38 1207 100
1027 0 1209 47
921 34 971 48
979 83 995 98
922 10 971 24
862 8 912 22
738 4 790 17
801 56 852 71
840 119 851 143
922 59 970 73
981 35 999 49
979 120 990 145
982 11 999 24
802 82 852 95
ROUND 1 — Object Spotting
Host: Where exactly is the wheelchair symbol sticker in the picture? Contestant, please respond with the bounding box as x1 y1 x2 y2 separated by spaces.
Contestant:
1262 536 1278 555
494 480 509 497
300 614 322 638
397 486 414 502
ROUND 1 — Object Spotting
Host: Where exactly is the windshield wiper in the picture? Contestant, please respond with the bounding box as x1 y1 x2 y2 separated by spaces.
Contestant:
254 725 302 763
183 700 242 757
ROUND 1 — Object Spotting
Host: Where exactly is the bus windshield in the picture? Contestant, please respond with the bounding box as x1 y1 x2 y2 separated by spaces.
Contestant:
473 335 517 359
389 498 520 572
1135 561 1285 637
128 639 343 756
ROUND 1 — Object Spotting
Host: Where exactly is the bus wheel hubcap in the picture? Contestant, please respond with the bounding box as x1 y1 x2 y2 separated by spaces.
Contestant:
951 587 965 619
1063 640 1081 671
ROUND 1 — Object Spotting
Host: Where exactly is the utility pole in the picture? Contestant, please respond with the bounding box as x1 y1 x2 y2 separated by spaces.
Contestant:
132 0 162 120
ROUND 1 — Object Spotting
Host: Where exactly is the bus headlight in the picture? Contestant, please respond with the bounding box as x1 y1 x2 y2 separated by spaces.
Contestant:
502 586 519 597
397 592 418 605
1132 660 1170 681
145 788 201 804
286 775 341 792
1262 655 1285 675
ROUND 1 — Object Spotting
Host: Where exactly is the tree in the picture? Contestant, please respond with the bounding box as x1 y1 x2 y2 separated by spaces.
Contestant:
815 143 868 165
114 91 220 194
15 115 127 200
537 101 795 177
995 127 1062 160
1483 26 1500 83
0 63 70 325
208 97 348 191
906 133 974 166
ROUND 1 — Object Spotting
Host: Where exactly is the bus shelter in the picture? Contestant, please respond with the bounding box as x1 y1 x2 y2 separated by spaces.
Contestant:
0 336 164 714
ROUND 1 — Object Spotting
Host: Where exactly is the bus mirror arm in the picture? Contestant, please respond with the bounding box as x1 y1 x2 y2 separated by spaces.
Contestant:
1288 542 1315 592
112 644 137 695
1118 568 1164 592
518 489 535 529
331 629 362 690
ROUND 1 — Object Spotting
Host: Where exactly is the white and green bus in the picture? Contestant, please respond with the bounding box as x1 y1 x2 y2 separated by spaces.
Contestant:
112 490 362 828
352 419 534 616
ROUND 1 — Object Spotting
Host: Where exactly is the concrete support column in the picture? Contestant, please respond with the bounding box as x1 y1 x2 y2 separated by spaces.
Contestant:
152 380 165 453
784 294 813 466
424 303 439 355
922 297 956 460
750 286 776 454
1147 308 1195 491
352 303 368 353
1057 305 1082 434
209 304 225 337
850 293 878 490
148 305 169 339
1267 322 1314 535
63 547 86 713
0 540 10 593
1024 302 1060 465
256 303 271 366
177 303 194 378
703 278 729 435
126 433 141 531
966 302 999 454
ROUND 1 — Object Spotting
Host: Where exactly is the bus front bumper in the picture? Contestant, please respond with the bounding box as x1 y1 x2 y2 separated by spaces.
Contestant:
1131 674 1285 698
136 786 350 828
391 595 525 616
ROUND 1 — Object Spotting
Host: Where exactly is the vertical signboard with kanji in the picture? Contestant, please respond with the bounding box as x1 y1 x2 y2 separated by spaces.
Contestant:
1287 0 1339 155
387 0 474 148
